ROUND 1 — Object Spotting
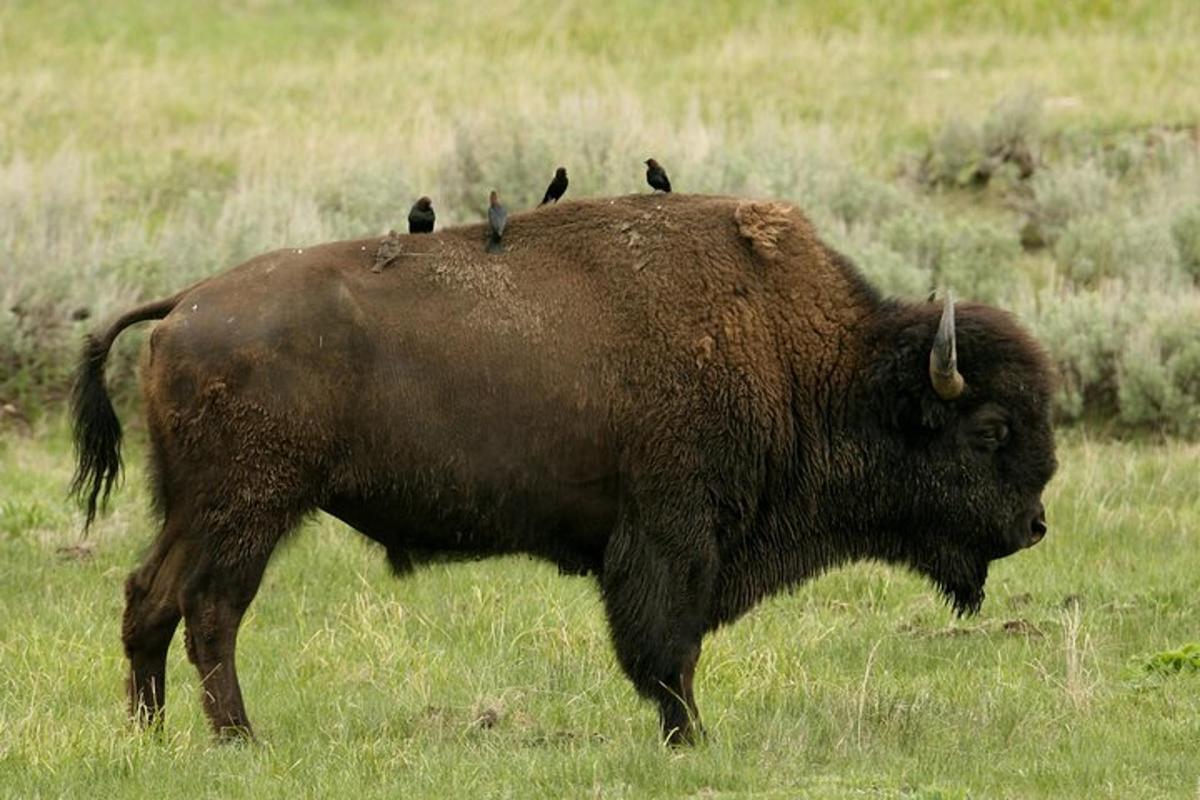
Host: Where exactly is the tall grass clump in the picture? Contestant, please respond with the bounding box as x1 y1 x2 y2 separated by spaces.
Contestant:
920 92 1041 189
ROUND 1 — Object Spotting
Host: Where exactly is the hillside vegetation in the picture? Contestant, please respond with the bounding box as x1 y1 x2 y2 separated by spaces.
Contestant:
2 0 1200 432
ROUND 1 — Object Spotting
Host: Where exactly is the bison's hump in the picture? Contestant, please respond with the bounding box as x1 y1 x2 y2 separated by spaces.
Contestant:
734 200 800 263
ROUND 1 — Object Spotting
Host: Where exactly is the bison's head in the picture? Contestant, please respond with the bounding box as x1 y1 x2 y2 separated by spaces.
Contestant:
859 293 1057 615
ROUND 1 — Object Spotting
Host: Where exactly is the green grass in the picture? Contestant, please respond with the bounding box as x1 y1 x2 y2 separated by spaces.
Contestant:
3 0 1199 167
1 424 1198 798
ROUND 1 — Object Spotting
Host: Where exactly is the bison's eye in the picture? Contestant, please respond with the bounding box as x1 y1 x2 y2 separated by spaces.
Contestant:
965 408 1011 452
976 421 1009 450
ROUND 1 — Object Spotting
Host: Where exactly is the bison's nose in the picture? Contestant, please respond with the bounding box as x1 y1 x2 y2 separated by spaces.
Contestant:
1028 505 1047 546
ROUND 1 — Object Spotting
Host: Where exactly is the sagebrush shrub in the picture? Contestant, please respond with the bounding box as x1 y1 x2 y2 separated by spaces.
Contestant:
982 91 1042 157
1029 290 1127 423
1023 161 1114 248
1053 211 1179 289
926 118 984 187
938 220 1024 305
844 239 932 299
1117 310 1200 436
1171 205 1200 283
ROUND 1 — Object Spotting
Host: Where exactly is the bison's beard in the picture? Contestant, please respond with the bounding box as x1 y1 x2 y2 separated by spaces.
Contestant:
920 552 990 617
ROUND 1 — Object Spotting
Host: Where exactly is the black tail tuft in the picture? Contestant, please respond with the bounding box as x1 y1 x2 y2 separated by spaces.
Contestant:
486 234 504 253
69 333 124 533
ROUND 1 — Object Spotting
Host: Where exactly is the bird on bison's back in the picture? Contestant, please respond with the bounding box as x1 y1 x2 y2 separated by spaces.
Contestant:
540 167 568 205
69 193 1058 748
645 158 671 192
486 190 507 253
407 197 435 234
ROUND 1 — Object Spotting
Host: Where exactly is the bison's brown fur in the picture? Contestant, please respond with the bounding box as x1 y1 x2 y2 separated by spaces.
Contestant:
72 194 1056 744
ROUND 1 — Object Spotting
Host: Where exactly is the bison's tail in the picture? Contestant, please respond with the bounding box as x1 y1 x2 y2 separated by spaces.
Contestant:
70 334 123 532
69 291 189 533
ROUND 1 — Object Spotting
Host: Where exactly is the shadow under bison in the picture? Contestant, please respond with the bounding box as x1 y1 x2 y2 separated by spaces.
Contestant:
71 193 1056 745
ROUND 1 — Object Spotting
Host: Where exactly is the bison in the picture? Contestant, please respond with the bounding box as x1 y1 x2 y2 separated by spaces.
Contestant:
71 194 1056 745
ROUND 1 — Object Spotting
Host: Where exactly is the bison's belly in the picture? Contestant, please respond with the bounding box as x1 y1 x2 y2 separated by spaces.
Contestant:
320 469 618 576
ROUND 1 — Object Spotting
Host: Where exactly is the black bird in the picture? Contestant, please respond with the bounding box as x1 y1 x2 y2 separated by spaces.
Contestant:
407 196 435 234
645 158 671 193
487 190 507 253
540 167 569 205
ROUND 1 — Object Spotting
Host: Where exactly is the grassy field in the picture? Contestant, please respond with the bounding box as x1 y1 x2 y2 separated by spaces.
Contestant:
2 1 1200 797
1 427 1198 798
4 1 1199 165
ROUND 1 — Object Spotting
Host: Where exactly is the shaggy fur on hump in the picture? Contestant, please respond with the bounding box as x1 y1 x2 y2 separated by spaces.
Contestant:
733 199 794 262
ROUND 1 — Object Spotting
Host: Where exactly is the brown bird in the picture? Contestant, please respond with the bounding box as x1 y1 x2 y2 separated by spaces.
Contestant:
540 167 568 205
645 158 671 193
407 197 435 234
487 190 507 253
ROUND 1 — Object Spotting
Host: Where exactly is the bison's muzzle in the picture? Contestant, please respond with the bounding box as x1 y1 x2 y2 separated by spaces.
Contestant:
1026 502 1048 547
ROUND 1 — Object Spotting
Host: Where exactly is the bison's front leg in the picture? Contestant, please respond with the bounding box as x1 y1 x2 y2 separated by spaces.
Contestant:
601 503 716 745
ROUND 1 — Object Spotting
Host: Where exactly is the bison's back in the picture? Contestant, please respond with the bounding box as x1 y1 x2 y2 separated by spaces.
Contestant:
139 194 860 561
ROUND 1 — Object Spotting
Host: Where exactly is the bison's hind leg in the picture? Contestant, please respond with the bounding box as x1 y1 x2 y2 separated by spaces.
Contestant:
179 502 307 740
140 382 325 739
122 519 191 729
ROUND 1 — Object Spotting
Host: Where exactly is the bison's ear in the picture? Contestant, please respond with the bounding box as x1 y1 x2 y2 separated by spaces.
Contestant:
888 391 954 433
863 314 958 434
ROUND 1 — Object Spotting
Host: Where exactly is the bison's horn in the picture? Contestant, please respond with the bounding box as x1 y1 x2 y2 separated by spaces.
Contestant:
929 291 965 400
